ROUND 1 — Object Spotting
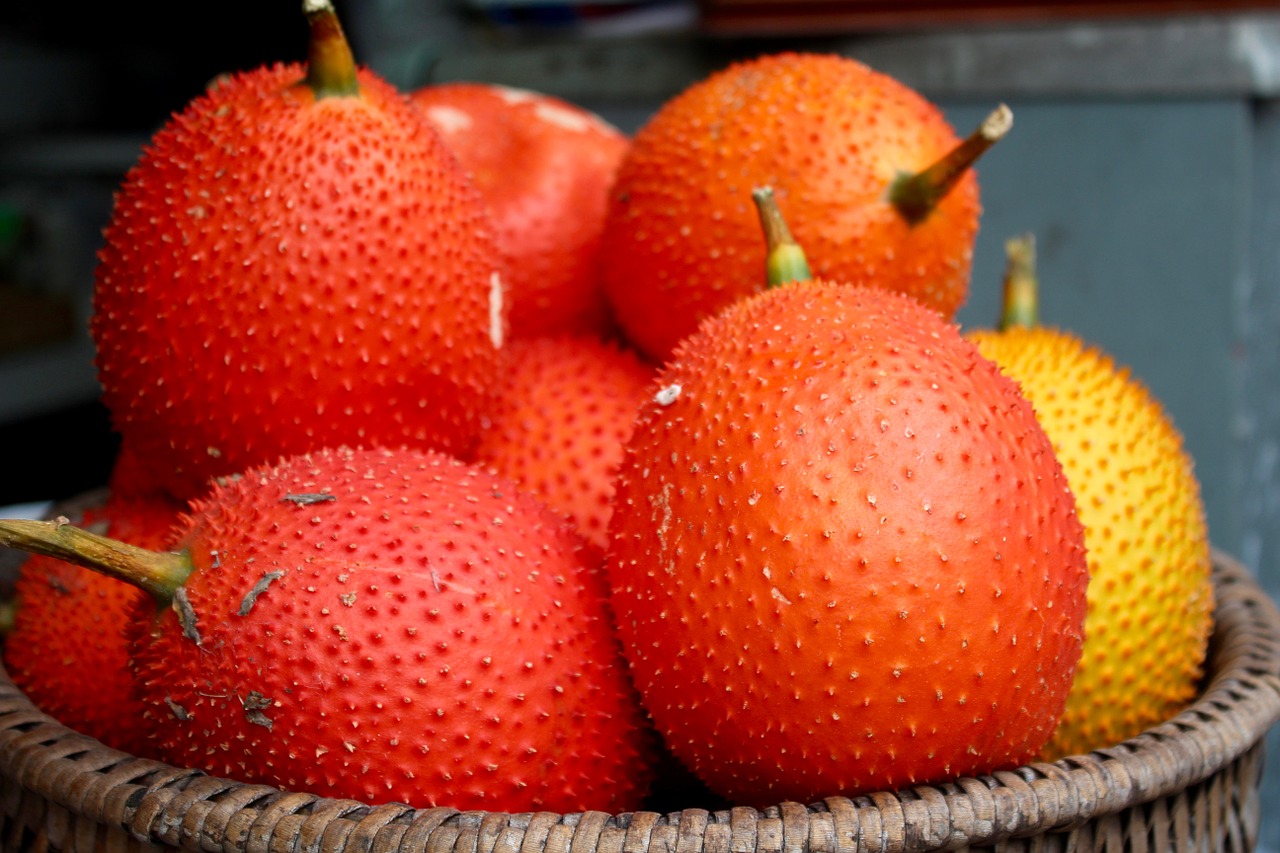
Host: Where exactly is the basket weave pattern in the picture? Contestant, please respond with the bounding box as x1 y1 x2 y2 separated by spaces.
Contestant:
1 551 1278 853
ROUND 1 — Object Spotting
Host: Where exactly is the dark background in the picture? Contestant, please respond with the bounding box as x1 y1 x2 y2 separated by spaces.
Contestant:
0 2 322 505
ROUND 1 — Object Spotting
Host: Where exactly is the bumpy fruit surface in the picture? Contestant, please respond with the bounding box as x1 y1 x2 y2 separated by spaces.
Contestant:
968 324 1213 759
122 445 654 812
472 334 657 550
599 52 984 361
3 493 180 753
412 82 629 339
605 280 1088 806
93 43 506 501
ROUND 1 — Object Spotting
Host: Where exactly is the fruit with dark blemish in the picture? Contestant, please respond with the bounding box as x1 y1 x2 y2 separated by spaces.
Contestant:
0 445 655 812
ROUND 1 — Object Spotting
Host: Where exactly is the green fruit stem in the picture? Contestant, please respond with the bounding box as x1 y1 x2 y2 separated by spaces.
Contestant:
0 518 193 604
752 186 813 289
890 103 1013 226
999 233 1040 331
302 0 359 99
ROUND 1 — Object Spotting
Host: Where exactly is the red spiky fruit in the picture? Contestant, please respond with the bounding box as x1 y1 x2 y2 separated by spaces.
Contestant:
472 335 657 549
411 82 629 339
0 445 655 812
599 51 1009 361
91 2 507 502
605 278 1088 806
2 492 181 753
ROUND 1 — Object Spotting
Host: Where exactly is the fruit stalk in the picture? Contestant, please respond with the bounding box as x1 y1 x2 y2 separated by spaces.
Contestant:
302 0 359 99
999 233 1039 330
891 104 1013 225
0 518 192 603
752 186 812 288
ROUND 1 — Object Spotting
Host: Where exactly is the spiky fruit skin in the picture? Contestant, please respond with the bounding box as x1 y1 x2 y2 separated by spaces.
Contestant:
411 83 629 339
92 63 507 503
967 325 1213 759
599 52 980 362
106 440 192 508
605 281 1088 806
472 335 657 550
129 445 654 812
3 493 180 754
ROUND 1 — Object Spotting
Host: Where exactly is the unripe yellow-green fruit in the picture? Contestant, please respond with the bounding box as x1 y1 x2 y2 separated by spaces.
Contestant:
966 235 1214 760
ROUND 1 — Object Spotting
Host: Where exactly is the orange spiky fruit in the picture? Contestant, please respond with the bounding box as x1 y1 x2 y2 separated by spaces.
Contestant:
599 51 1009 361
603 192 1087 805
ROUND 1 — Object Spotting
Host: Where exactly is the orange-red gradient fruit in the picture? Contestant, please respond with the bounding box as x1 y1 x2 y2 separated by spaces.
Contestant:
412 83 629 339
605 280 1088 806
93 51 505 501
600 52 983 361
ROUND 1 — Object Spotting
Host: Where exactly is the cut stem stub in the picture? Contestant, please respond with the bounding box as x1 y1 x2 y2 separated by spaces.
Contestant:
890 104 1013 226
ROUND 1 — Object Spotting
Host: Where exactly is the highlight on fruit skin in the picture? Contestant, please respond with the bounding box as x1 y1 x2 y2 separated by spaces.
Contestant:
411 82 630 340
604 204 1087 805
0 446 658 813
967 234 1214 760
91 0 507 503
598 50 1010 361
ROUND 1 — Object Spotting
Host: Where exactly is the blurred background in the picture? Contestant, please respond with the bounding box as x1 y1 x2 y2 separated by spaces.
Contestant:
1 1 1279 848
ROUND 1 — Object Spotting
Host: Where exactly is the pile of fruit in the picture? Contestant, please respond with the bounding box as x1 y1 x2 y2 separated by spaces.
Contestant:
0 0 1216 815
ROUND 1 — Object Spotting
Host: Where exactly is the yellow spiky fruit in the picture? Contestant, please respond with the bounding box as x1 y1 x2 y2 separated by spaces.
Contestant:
966 236 1213 760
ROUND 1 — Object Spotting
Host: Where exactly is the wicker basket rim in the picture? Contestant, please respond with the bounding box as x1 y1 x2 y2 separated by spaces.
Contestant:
1 546 1278 853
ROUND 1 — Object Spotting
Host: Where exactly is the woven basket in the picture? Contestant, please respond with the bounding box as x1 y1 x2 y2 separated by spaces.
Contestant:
1 539 1278 853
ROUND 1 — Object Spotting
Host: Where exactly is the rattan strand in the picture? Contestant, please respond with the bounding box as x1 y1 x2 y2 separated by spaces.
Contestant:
1 550 1278 853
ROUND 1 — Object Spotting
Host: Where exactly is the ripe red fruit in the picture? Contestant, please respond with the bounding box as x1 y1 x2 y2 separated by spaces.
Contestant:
605 277 1088 806
599 51 1009 361
2 492 180 754
91 2 507 502
105 439 192 506
411 82 629 339
0 445 655 812
472 334 657 549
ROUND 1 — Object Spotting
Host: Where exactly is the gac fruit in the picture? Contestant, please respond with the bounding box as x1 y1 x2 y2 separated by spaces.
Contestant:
605 265 1088 805
968 235 1213 760
599 51 1009 361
